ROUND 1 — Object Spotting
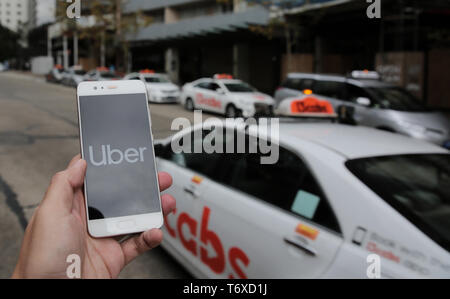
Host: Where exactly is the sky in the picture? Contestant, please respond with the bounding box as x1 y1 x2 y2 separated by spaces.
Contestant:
37 0 56 25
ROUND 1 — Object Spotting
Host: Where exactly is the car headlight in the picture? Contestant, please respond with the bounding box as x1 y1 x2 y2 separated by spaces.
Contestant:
398 120 426 134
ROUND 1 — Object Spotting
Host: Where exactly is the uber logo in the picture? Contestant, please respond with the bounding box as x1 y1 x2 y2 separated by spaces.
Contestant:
89 145 147 166
366 0 381 19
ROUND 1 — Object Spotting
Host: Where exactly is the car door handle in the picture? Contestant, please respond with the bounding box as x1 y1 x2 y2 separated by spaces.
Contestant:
183 186 199 198
283 237 317 256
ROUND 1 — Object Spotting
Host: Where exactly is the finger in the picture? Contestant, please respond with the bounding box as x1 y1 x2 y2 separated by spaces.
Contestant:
158 172 172 192
120 229 163 265
161 194 176 216
67 154 82 168
42 159 87 213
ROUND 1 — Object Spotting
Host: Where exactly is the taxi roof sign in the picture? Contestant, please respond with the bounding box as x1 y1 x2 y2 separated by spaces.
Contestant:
214 74 233 79
97 66 110 72
140 69 155 74
350 70 380 80
290 96 336 117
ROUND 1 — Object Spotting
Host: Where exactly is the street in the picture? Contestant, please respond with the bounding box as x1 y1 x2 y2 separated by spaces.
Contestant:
0 71 211 278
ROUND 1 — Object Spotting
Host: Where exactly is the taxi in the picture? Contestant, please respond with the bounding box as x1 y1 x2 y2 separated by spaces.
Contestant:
180 74 275 117
83 67 122 81
123 69 180 103
155 118 450 278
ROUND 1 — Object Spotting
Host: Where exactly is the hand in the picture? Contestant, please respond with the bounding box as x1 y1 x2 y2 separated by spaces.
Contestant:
12 155 176 278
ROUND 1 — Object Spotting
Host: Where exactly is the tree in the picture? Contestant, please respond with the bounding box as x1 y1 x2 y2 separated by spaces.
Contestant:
55 0 152 71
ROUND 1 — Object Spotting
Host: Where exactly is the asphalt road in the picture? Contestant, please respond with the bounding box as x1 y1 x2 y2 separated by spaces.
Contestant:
0 71 216 278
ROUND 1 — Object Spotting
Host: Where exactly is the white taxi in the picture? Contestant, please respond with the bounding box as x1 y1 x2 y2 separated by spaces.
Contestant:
155 119 450 278
180 74 275 118
123 70 180 103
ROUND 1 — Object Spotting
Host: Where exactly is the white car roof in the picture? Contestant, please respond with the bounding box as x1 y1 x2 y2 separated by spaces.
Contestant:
275 123 448 159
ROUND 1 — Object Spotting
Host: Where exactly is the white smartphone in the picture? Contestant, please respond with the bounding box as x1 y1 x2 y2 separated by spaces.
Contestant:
77 80 163 238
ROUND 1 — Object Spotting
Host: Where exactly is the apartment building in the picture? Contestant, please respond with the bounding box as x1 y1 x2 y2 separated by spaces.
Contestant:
0 0 36 32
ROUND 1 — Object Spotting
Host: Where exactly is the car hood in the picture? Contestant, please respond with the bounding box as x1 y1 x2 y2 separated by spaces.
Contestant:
146 82 179 92
231 92 275 105
394 110 450 135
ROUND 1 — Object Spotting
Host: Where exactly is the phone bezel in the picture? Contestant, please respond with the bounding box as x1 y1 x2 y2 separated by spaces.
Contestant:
77 80 163 238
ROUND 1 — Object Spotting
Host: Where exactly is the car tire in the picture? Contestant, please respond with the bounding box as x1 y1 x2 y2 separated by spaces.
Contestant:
185 98 195 111
225 104 240 118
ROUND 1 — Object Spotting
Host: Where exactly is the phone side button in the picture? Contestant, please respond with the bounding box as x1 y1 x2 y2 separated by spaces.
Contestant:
117 220 136 229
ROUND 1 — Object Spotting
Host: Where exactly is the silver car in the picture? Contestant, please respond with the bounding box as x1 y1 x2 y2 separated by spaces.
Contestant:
275 72 450 148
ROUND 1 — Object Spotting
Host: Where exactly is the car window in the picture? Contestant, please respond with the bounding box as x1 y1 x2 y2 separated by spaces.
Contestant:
128 76 140 80
195 82 211 89
209 83 221 91
223 133 341 233
282 78 315 91
346 154 450 252
314 80 346 99
346 84 373 103
164 128 227 182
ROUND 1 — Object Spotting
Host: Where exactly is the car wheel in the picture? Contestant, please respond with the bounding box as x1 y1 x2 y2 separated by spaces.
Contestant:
185 98 195 111
225 104 239 118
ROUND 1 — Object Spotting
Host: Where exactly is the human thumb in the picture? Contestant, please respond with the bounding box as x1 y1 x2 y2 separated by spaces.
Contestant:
42 159 87 213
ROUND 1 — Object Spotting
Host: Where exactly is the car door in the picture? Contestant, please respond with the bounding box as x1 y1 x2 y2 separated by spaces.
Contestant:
155 129 226 276
194 129 344 278
192 82 211 111
207 82 226 114
343 83 380 127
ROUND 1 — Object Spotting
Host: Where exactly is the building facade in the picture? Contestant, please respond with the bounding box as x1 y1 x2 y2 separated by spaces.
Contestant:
125 0 282 93
0 0 36 33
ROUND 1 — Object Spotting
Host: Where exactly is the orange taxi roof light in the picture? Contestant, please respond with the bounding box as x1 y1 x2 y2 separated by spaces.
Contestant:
290 96 335 115
140 69 155 74
303 89 313 95
97 66 109 71
54 64 63 69
214 74 233 79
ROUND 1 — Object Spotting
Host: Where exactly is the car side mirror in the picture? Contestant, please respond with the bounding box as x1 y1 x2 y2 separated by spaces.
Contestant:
356 97 371 107
216 88 225 94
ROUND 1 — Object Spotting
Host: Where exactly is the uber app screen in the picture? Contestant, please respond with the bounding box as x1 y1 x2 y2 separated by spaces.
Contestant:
79 93 159 220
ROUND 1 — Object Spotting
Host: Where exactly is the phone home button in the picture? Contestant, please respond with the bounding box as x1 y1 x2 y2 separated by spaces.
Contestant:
117 220 135 230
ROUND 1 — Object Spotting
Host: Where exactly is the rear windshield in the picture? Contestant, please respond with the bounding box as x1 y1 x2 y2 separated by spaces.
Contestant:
366 87 427 111
100 72 119 79
346 154 450 252
145 76 170 83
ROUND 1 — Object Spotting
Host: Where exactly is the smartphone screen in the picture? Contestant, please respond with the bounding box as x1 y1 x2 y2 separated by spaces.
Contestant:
78 93 160 220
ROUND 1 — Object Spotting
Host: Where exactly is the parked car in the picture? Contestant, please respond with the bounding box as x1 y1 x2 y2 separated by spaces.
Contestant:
61 66 87 87
83 67 122 81
181 74 275 118
45 65 67 83
123 70 180 103
275 72 450 148
155 119 450 278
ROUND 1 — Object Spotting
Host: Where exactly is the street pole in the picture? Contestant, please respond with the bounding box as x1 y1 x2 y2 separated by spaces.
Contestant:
74 31 79 66
63 35 69 69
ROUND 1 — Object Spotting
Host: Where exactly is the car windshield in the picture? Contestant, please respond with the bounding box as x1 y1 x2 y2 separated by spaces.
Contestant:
366 86 427 111
74 70 86 75
346 154 450 252
224 82 255 92
100 72 119 78
145 76 170 83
